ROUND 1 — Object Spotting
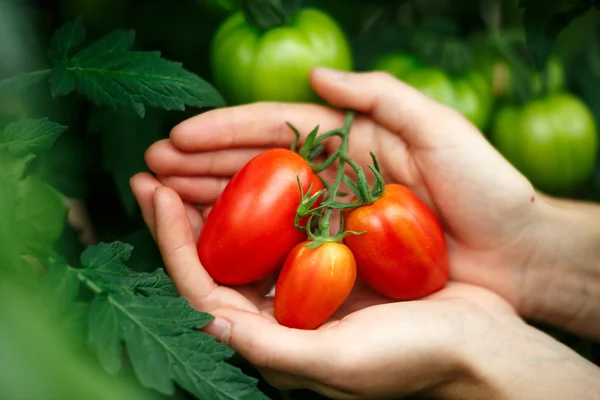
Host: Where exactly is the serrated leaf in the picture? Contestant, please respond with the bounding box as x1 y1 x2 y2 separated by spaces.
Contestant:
59 28 225 116
0 118 68 156
48 19 86 62
81 241 133 273
519 0 593 68
16 177 68 258
86 294 266 399
80 242 177 296
42 258 80 301
0 150 36 180
79 241 270 399
73 29 135 61
89 296 122 374
50 62 76 97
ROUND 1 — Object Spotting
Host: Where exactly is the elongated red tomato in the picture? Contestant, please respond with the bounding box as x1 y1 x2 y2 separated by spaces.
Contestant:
274 241 356 330
197 149 323 285
344 184 449 300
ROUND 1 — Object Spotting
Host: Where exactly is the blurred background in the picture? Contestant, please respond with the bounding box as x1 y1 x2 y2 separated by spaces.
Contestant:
1 0 599 399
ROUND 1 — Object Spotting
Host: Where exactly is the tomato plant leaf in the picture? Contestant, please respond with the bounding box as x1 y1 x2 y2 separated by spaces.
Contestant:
16 177 68 258
78 242 270 400
50 62 76 97
519 0 594 68
0 150 36 181
88 295 123 374
0 118 68 156
52 29 225 117
48 18 86 63
80 241 178 296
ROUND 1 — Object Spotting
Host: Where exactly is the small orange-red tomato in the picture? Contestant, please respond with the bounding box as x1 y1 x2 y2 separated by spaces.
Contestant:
274 241 356 330
344 184 449 300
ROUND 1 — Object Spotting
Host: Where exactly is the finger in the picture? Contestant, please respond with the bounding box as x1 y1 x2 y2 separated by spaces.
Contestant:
154 186 218 301
157 176 229 205
204 309 335 379
169 102 346 152
310 68 473 149
145 139 264 176
130 172 205 241
130 172 160 239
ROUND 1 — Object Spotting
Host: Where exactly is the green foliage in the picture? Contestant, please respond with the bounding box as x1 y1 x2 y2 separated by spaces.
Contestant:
48 20 226 117
75 242 269 400
519 0 597 68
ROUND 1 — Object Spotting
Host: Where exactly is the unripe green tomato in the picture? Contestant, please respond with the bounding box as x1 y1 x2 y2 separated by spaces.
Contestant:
491 93 598 194
372 52 493 129
371 52 424 78
210 8 353 104
474 52 565 100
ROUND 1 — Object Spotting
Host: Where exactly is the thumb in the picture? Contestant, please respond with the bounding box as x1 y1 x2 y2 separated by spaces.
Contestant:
309 68 478 149
203 309 332 378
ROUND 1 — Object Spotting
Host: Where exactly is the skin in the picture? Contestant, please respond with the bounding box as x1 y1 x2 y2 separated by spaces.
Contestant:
132 68 600 398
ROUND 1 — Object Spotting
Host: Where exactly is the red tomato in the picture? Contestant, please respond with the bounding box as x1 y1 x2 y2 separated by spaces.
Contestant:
197 149 324 285
343 184 449 300
274 241 356 330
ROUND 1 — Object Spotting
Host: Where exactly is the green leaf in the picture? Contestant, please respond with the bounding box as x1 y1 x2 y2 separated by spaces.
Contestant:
73 29 135 60
50 62 76 97
80 242 178 296
0 177 21 271
79 242 270 400
89 295 123 374
519 0 593 68
0 118 67 156
48 19 86 62
16 177 68 258
0 150 36 180
58 29 225 117
81 241 133 274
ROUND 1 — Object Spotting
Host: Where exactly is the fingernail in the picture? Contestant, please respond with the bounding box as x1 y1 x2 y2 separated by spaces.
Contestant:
313 67 345 80
205 317 231 344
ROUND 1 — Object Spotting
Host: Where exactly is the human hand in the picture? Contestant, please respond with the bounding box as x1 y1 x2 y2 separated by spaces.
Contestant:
130 177 600 400
143 68 542 313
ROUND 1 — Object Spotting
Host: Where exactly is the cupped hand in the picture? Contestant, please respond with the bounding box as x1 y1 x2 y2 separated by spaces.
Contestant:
130 175 521 399
144 68 544 311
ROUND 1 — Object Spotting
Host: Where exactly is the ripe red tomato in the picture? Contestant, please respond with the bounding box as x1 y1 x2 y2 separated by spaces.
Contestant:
197 149 324 285
274 241 356 330
343 184 449 300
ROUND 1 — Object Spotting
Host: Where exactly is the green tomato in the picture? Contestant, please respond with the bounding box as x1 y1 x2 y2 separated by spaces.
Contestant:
473 51 565 100
211 8 353 104
372 52 424 78
491 93 598 194
372 53 493 129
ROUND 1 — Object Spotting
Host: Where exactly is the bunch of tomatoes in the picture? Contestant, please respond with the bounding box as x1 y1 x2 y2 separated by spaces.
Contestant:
197 111 449 330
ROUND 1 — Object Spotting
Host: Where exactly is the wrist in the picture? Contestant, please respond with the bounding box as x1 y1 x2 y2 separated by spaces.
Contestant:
436 311 600 400
518 194 600 339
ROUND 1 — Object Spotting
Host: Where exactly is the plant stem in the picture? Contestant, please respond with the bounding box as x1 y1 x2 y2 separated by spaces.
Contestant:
0 69 52 92
318 110 355 233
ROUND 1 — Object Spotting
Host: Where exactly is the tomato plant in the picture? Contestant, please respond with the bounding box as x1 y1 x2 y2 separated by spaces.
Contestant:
372 52 493 129
274 241 356 330
210 8 353 104
197 148 324 285
491 93 598 194
344 184 449 300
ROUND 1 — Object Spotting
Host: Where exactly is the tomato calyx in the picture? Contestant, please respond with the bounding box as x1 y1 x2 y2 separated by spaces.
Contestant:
341 152 386 206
